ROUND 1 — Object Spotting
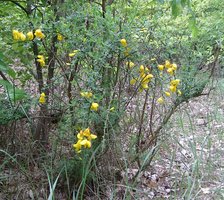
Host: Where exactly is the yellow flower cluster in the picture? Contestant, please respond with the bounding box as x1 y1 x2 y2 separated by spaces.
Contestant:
39 92 46 104
169 79 181 93
156 61 182 104
130 65 153 91
158 60 177 76
73 128 97 153
157 79 182 104
80 91 93 98
12 29 45 41
37 55 45 67
12 30 26 41
80 91 99 111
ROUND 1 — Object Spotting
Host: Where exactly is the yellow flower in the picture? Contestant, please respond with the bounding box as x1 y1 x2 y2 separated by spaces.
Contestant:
80 91 93 98
77 132 84 140
34 29 45 39
177 90 182 96
145 67 150 72
12 30 20 40
140 73 145 78
141 83 149 89
27 31 34 40
126 61 135 68
80 139 91 148
157 97 164 104
37 55 44 60
165 60 171 68
73 140 82 152
139 65 145 73
20 33 26 41
83 128 97 141
69 53 75 57
86 92 93 98
165 91 171 97
12 30 26 41
83 128 91 137
120 38 127 47
167 68 174 75
170 79 180 86
37 55 45 67
158 65 164 71
172 63 177 70
90 102 99 111
57 33 63 41
89 134 97 140
39 92 46 104
169 85 177 93
141 74 153 87
130 78 137 85
144 74 154 80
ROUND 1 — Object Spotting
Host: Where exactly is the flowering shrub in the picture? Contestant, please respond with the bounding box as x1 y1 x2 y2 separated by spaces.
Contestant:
1 1 218 198
9 22 188 163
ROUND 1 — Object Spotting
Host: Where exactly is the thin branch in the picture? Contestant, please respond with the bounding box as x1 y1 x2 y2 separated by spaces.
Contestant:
0 71 9 82
2 0 29 15
136 89 149 168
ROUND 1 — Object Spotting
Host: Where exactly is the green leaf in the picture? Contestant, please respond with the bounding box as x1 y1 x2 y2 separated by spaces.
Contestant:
171 0 182 18
0 79 27 101
189 17 199 37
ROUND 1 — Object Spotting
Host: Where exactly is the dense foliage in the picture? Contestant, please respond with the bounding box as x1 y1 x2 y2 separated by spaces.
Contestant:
0 0 223 199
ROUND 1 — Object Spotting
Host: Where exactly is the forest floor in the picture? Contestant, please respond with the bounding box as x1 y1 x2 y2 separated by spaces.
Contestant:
88 78 224 199
121 78 224 199
0 79 224 199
